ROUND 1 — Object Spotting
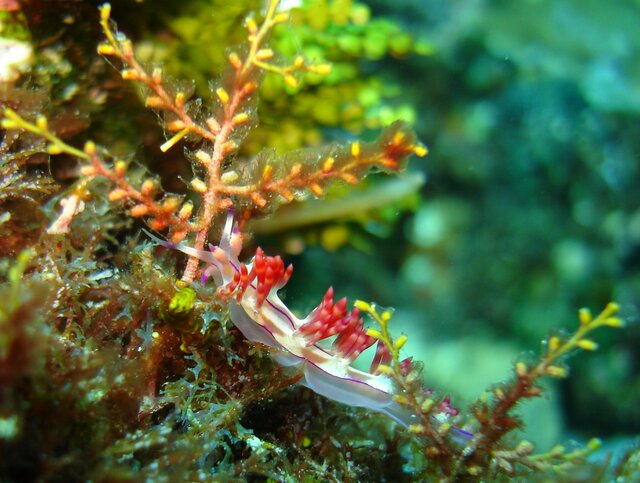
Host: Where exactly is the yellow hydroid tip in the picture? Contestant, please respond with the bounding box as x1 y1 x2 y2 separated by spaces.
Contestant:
216 87 230 104
578 307 592 325
414 144 428 157
99 3 111 21
603 302 620 317
604 317 624 328
97 43 115 55
160 128 189 153
354 300 372 312
394 334 408 350
365 328 382 339
577 339 598 351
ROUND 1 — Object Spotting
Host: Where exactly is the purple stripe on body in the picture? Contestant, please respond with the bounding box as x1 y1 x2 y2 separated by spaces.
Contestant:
212 247 336 357
452 427 474 439
305 359 390 397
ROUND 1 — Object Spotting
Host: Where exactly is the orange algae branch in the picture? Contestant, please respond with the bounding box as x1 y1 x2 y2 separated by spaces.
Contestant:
95 2 344 283
1 3 427 285
220 121 426 207
94 4 268 273
0 110 194 240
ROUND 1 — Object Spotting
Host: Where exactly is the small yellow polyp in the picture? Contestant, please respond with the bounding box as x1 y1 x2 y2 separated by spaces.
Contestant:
160 128 189 152
354 300 372 312
216 87 230 104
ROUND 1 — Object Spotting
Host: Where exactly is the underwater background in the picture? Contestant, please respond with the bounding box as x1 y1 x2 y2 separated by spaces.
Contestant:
394 0 640 441
280 0 640 452
1 0 638 480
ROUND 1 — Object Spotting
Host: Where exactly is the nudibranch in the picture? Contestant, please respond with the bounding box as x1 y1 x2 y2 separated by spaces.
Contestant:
146 211 416 427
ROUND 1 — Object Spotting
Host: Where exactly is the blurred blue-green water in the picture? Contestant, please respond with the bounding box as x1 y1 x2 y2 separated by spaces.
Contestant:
284 0 639 451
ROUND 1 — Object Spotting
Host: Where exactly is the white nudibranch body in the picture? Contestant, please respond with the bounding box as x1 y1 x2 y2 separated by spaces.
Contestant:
147 211 415 427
